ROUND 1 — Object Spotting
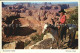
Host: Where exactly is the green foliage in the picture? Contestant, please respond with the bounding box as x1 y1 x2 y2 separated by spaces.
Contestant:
30 34 44 42
67 7 78 25
24 40 31 47
76 31 78 36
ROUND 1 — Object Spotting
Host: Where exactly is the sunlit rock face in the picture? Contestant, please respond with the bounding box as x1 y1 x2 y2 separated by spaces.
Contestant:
2 3 69 35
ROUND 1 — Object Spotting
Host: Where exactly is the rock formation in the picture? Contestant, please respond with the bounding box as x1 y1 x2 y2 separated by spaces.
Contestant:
2 2 78 49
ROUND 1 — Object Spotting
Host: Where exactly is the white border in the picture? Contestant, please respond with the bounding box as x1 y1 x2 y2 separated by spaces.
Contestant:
0 0 80 53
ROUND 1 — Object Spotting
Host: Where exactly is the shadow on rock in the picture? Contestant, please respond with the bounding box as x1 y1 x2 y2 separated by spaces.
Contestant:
4 27 36 37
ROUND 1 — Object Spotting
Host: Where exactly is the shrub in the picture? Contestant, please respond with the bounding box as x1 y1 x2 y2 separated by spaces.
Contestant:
67 7 78 25
24 40 31 47
30 33 44 42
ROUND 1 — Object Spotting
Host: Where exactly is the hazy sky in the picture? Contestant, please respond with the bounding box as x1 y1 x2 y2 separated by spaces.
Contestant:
3 2 78 5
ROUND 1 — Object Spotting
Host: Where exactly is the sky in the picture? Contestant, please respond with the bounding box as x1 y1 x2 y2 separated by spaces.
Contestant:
3 2 78 5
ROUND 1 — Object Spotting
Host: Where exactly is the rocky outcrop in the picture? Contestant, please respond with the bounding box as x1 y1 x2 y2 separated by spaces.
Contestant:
3 41 24 49
28 38 53 49
3 42 16 49
24 33 55 49
43 33 54 40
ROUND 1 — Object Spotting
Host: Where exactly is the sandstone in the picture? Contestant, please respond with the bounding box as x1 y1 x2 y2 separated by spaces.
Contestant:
43 33 54 40
3 42 16 49
27 38 53 49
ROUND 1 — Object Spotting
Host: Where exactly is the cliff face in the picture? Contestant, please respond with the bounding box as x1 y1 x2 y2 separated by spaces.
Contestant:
2 3 69 43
